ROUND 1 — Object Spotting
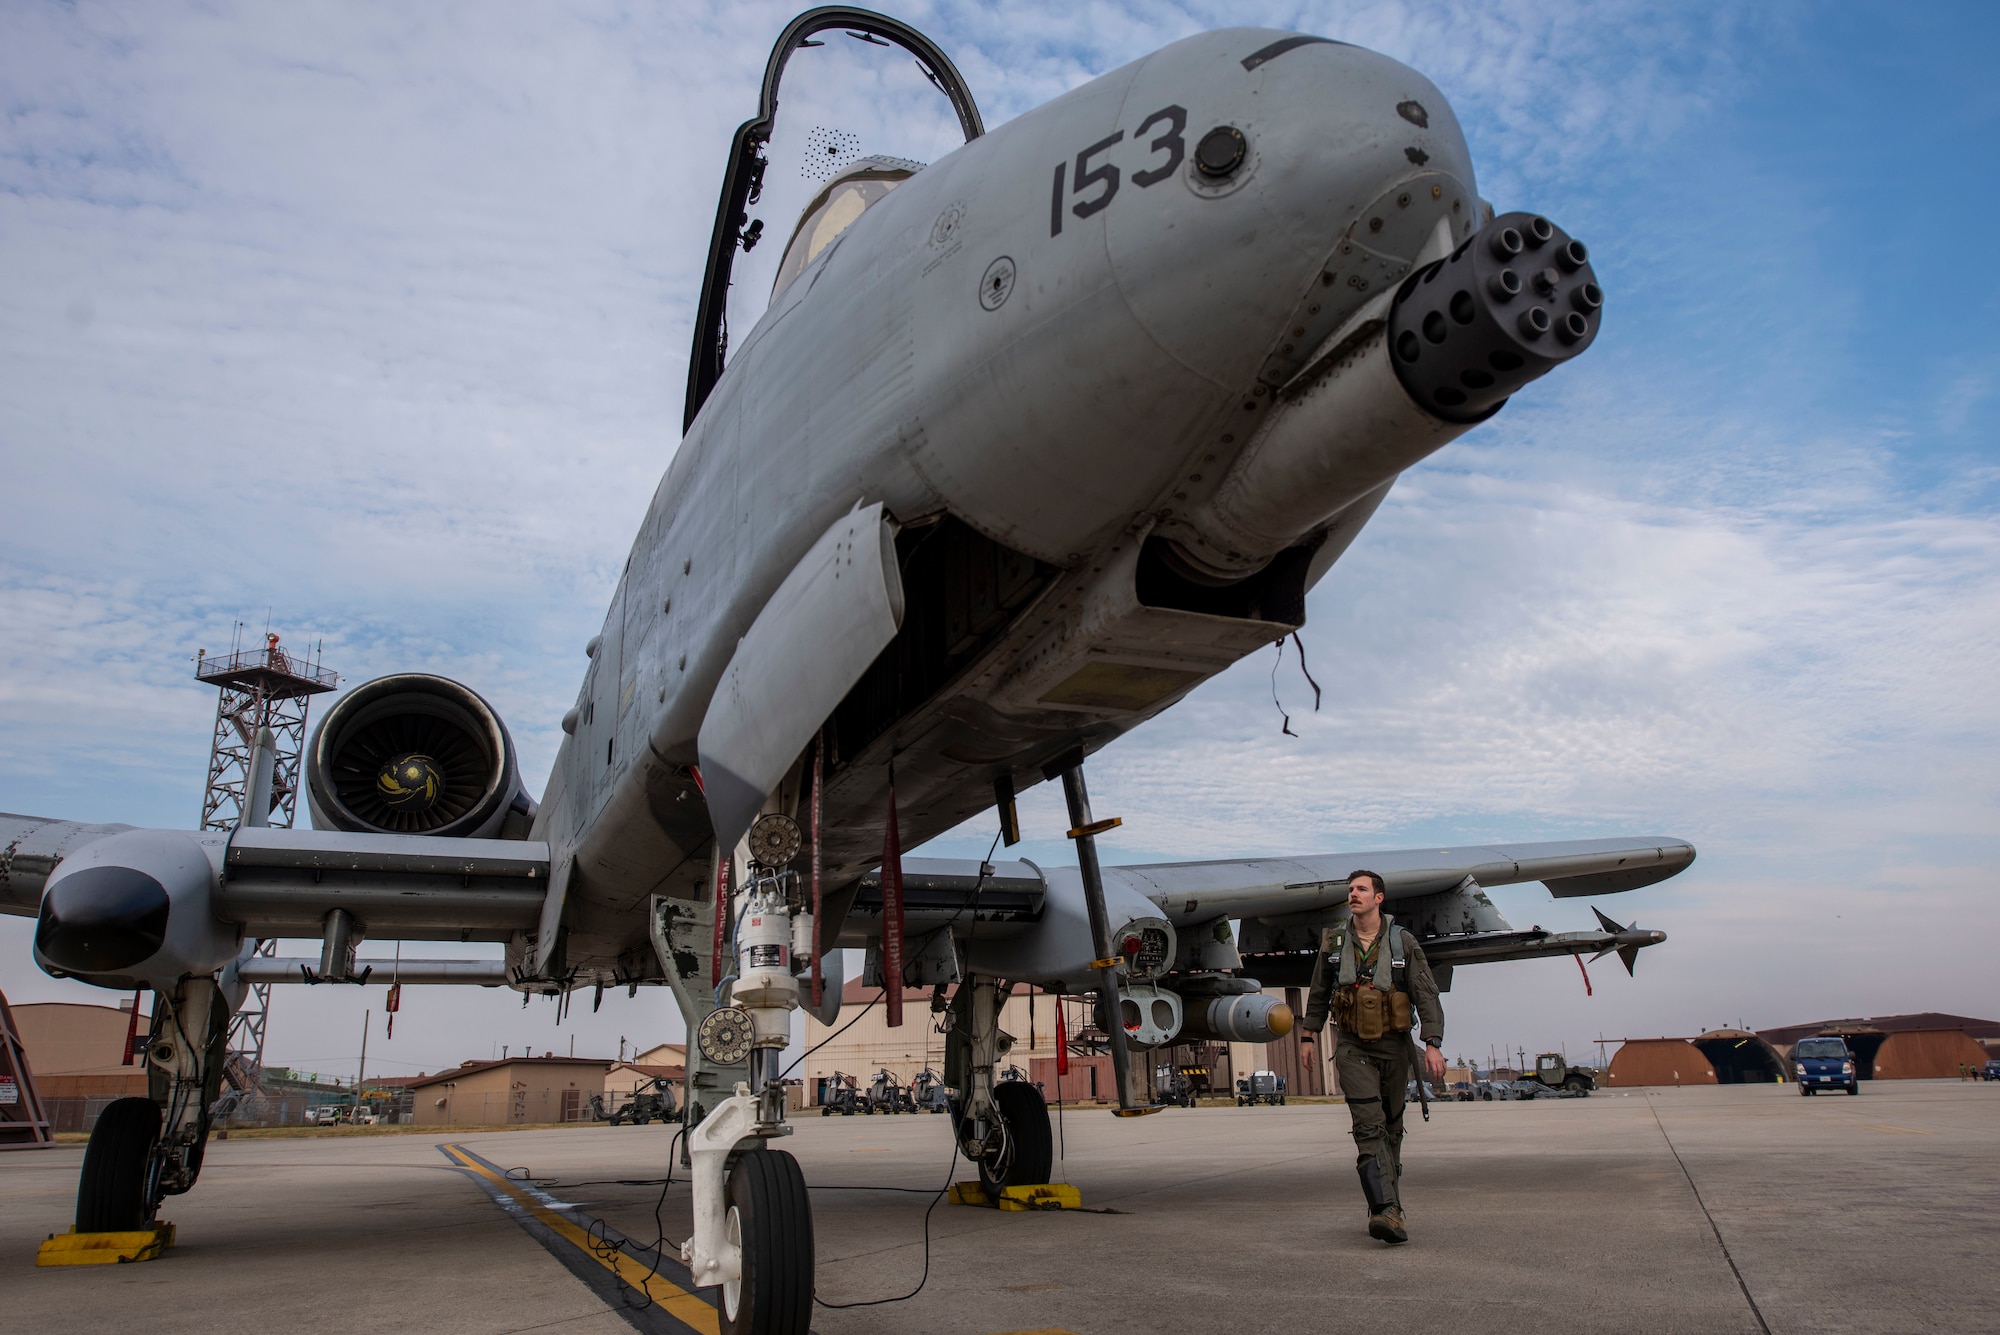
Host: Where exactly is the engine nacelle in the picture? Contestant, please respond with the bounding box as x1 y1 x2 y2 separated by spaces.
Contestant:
306 674 531 838
34 828 240 991
1177 992 1295 1045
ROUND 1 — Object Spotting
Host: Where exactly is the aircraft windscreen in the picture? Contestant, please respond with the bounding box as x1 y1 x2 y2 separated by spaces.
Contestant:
727 31 970 324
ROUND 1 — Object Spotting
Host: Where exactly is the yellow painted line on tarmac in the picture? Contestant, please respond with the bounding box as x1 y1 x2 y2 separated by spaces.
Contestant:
442 1144 720 1335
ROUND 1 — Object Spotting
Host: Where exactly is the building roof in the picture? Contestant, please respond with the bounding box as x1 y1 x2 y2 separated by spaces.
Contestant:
1757 1013 2000 1047
406 1055 615 1090
608 1062 685 1080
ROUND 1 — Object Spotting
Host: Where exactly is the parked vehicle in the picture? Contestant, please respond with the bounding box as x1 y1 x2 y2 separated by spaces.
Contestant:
910 1067 953 1114
1982 1060 2000 1082
1526 1052 1597 1094
819 1071 864 1116
1793 1036 1859 1095
863 1068 908 1114
1155 1065 1195 1108
595 1076 681 1125
1236 1070 1286 1106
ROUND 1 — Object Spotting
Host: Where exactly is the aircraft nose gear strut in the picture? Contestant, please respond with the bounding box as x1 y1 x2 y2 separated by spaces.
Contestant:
681 813 813 1334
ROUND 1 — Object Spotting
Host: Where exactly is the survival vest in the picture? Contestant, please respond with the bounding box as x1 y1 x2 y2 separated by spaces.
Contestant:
1325 914 1414 1040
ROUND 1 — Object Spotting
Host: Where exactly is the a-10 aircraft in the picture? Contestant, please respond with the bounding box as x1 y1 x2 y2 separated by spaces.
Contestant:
3 9 1690 1332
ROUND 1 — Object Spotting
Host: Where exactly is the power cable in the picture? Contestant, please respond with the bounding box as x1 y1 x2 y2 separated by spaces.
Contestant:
810 829 1002 1310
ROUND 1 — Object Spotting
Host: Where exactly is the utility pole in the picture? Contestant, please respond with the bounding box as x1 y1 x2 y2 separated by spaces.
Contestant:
355 1010 370 1116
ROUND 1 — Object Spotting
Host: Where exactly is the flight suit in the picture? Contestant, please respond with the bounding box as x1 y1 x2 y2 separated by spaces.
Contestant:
1302 914 1444 1237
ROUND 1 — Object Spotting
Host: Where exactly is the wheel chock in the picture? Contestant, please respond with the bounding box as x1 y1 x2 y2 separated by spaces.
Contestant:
947 1181 990 1206
36 1223 175 1266
997 1184 1082 1212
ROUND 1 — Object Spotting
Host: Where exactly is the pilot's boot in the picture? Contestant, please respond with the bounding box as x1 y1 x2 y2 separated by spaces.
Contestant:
1357 1160 1408 1244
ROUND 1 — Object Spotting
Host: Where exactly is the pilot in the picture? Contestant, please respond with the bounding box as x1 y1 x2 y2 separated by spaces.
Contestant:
1302 868 1445 1244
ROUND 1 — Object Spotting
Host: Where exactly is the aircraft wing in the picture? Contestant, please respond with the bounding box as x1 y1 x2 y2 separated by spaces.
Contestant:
1106 836 1694 926
1 811 548 943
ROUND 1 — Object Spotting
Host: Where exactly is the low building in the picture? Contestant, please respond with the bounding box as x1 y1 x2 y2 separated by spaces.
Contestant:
408 1055 610 1126
801 981 1061 1106
11 1000 148 1100
805 982 1337 1106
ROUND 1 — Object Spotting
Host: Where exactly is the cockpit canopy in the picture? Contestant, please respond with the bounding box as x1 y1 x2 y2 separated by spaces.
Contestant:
770 156 922 302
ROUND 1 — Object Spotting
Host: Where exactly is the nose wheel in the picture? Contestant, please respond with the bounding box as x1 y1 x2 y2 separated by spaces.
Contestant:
719 1149 814 1335
76 1096 162 1232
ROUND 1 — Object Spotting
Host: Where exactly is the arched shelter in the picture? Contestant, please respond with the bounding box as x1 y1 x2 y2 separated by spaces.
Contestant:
1871 1028 1989 1079
1691 1029 1787 1084
1606 1039 1718 1087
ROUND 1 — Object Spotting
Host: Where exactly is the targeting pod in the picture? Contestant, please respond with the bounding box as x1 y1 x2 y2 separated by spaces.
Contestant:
1177 992 1295 1045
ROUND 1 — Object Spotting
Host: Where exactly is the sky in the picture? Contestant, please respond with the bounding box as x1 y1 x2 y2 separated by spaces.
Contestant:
2 1 1996 1082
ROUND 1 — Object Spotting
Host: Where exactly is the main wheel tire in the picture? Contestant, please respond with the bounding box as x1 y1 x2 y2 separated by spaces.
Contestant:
77 1097 160 1232
976 1080 1054 1198
718 1149 813 1335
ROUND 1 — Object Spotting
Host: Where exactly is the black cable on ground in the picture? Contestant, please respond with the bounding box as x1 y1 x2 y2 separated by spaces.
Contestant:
809 829 1002 1310
811 1126 962 1310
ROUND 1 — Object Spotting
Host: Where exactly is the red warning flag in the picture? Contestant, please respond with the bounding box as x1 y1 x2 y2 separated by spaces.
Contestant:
882 771 905 1028
121 989 143 1065
712 853 731 989
1056 996 1070 1077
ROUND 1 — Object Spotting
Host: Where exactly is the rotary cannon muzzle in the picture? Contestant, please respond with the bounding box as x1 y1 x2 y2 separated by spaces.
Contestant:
1388 211 1603 423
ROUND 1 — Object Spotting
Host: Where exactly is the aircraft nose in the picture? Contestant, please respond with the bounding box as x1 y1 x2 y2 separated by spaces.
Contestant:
1107 32 1482 391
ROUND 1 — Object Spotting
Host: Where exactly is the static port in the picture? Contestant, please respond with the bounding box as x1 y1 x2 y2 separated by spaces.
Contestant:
1519 307 1551 338
1489 269 1521 301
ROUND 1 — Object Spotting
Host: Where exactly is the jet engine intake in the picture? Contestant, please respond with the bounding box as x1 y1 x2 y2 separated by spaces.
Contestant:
34 828 239 991
1176 992 1295 1045
306 674 529 839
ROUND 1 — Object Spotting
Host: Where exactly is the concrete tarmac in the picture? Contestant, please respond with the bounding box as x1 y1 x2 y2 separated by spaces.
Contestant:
4 1081 1995 1334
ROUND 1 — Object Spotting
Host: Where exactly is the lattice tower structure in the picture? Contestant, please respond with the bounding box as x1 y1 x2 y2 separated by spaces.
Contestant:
195 632 338 1090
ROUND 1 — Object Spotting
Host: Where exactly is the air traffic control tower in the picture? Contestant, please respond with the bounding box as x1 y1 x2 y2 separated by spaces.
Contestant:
194 629 338 1093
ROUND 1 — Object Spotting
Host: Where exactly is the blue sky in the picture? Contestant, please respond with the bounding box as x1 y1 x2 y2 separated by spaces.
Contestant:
2 2 1996 1075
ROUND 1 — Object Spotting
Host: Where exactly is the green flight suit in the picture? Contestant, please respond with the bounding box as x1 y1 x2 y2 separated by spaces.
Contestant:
1302 914 1444 1213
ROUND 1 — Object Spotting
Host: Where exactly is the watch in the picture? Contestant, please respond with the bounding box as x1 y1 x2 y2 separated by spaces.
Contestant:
1424 1037 1441 1048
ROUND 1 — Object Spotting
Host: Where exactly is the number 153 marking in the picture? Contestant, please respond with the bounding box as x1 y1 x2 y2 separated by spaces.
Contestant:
1050 105 1187 237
